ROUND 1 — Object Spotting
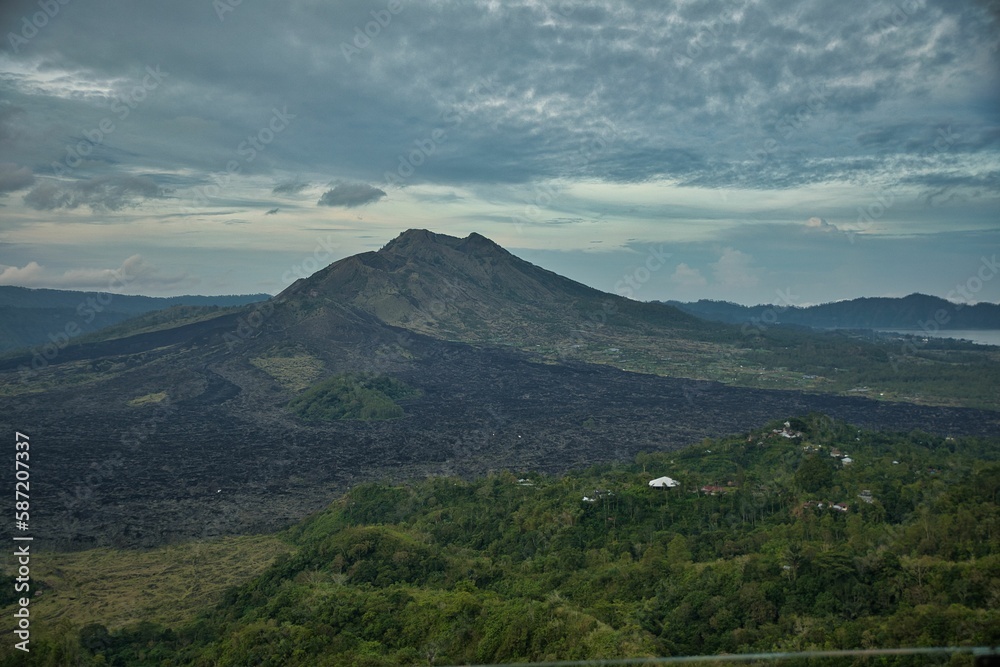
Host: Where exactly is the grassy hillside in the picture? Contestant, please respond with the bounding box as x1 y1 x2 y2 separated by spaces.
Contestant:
0 536 292 659
7 415 997 665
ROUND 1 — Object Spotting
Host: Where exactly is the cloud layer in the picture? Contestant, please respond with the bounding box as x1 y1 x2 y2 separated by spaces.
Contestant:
2 0 996 194
0 0 996 301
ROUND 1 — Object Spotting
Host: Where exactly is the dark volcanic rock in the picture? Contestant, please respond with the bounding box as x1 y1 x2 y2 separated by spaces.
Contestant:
2 339 997 550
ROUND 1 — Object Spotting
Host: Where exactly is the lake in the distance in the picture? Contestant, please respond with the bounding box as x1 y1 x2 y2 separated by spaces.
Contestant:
875 329 1000 347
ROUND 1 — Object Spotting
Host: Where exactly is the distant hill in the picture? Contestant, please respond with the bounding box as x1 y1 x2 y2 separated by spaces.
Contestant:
666 293 1000 330
0 286 269 354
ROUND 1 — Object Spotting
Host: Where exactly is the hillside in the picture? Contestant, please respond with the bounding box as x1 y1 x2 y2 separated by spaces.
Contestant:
0 286 268 354
668 294 1000 331
5 415 997 665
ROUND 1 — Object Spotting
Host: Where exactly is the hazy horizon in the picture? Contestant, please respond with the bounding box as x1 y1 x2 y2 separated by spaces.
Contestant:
2 232 1000 311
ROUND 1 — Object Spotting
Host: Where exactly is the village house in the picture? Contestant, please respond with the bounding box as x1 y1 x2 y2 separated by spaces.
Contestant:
773 421 804 439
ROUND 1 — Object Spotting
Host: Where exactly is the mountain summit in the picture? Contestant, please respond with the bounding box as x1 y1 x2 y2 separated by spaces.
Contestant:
378 229 507 258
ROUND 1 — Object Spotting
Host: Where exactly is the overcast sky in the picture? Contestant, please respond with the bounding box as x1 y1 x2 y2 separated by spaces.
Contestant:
1 0 998 306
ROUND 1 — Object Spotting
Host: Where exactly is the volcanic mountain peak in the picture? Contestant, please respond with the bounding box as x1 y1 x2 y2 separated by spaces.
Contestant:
378 228 444 252
377 229 510 260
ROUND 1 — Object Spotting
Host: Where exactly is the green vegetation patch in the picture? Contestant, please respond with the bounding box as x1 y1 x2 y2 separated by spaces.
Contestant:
250 354 324 391
287 372 418 421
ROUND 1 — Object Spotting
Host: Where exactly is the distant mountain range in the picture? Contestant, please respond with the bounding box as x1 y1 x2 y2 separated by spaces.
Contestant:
666 293 1000 330
1 230 997 550
0 286 268 354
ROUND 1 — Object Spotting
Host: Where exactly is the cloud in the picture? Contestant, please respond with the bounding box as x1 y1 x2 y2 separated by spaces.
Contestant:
0 163 35 194
0 254 190 291
710 248 759 288
23 175 169 212
317 182 386 208
265 207 279 215
543 217 586 226
671 263 708 287
272 181 309 195
805 217 839 232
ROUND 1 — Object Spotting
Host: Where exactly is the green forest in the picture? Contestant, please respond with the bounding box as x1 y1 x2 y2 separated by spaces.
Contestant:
7 415 999 666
